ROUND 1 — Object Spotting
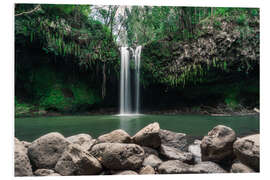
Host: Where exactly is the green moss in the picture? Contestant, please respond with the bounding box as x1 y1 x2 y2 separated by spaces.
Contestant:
15 98 33 116
71 83 101 106
40 85 72 111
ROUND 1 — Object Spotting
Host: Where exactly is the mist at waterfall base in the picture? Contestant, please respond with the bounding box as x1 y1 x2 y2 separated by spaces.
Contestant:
119 46 142 116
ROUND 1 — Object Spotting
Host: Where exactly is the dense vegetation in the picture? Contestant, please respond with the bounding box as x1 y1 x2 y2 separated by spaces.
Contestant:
15 4 259 116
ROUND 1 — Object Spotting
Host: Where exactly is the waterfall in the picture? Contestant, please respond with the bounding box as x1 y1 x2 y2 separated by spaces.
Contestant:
120 46 142 115
120 47 131 114
134 46 142 114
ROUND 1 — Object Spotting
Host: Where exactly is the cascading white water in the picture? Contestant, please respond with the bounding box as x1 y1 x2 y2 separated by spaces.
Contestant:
120 46 142 115
120 47 131 114
134 46 142 114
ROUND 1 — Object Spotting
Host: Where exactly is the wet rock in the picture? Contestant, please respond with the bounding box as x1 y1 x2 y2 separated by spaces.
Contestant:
143 154 163 168
34 169 60 176
233 134 259 171
27 132 70 169
97 129 131 143
159 144 194 164
159 129 187 151
139 165 155 174
114 170 138 175
201 125 236 162
157 160 192 174
188 140 201 163
132 122 161 148
90 143 144 170
142 146 159 158
231 162 255 173
192 161 227 173
66 133 95 151
14 138 33 176
55 144 102 175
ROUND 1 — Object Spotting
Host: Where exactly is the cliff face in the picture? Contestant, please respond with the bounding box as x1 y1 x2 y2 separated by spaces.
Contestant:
140 15 259 109
169 16 259 73
142 15 259 87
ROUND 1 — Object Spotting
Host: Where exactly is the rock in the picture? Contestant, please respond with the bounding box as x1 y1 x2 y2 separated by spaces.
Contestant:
188 140 201 163
201 125 236 162
14 138 33 176
231 162 255 173
139 165 155 174
143 154 163 168
66 133 95 151
55 144 102 175
233 134 259 171
142 146 159 158
114 170 138 175
159 129 187 151
21 141 31 149
192 161 227 173
27 132 70 169
159 144 194 164
158 160 226 174
97 129 131 143
34 169 60 176
132 122 161 148
158 160 192 174
90 143 144 170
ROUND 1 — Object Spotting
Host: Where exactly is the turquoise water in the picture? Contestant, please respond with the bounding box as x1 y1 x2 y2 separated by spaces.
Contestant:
15 114 259 142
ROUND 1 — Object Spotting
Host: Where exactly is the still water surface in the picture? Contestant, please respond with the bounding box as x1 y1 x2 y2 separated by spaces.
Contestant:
15 114 259 142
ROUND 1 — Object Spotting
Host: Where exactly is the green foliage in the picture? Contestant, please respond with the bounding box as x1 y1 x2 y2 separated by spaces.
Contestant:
224 89 240 110
237 14 247 25
71 83 101 105
40 85 72 110
213 20 222 30
251 9 259 17
15 98 33 116
15 4 119 69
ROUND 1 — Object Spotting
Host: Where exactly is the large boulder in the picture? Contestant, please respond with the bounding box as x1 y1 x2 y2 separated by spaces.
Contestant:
143 154 163 168
139 165 155 174
66 133 95 151
159 144 194 164
34 169 60 176
27 132 70 169
233 134 259 171
157 160 192 174
132 122 161 148
159 129 187 151
14 138 33 176
142 146 159 158
230 162 255 173
188 140 201 163
97 129 131 143
55 144 102 175
201 125 236 162
192 161 227 173
90 143 144 170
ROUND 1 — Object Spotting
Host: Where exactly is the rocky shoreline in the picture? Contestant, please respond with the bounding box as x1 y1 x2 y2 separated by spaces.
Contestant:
15 122 259 176
15 105 259 118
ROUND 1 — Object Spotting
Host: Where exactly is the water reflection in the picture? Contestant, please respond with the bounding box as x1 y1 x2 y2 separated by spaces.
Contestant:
119 114 143 135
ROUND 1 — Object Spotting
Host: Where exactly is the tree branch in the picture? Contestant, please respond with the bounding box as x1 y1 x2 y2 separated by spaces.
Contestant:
15 5 41 17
